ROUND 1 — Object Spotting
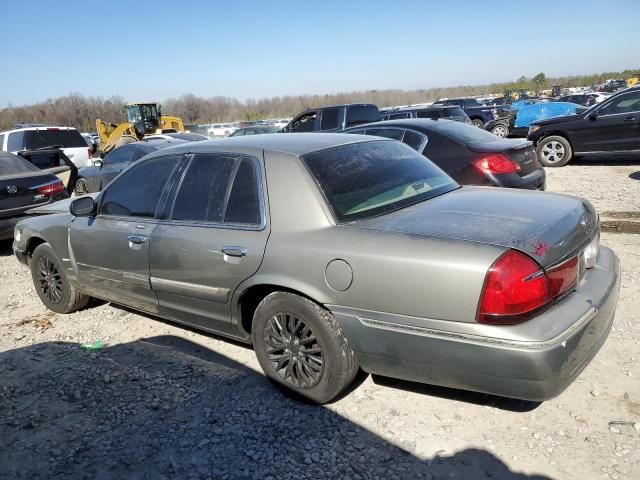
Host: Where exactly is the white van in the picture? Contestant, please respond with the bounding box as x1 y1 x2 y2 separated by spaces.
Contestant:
0 126 92 168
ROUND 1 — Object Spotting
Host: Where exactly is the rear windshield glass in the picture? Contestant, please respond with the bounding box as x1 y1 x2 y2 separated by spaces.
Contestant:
430 121 500 144
0 152 40 175
25 129 87 149
302 141 457 222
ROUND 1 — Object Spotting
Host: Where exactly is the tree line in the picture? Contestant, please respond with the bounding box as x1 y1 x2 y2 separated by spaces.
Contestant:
1 69 637 132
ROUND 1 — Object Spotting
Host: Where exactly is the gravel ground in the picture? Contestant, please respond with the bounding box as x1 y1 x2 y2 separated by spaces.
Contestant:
1 159 639 480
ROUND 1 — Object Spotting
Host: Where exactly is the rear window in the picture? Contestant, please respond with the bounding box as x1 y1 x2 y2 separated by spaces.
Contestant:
345 105 381 128
25 129 87 149
302 141 456 222
0 152 40 175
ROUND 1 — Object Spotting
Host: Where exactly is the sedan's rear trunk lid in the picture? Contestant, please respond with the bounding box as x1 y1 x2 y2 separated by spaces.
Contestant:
355 187 598 268
0 172 54 219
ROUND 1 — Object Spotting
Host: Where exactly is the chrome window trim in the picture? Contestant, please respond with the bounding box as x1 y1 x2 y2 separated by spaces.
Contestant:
164 152 267 231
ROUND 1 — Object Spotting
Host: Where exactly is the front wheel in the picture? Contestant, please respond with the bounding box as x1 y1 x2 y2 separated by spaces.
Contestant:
252 292 359 403
30 244 90 314
536 135 573 167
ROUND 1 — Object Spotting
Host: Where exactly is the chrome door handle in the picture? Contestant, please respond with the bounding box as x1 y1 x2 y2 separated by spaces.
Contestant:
221 246 247 257
623 117 636 122
127 235 147 245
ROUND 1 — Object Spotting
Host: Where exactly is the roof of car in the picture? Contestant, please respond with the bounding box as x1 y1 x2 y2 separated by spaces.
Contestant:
0 125 79 134
343 118 445 132
144 133 385 158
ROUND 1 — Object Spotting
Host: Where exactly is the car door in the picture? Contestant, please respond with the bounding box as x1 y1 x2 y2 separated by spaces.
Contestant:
573 90 640 152
97 145 135 187
69 154 185 311
149 152 269 336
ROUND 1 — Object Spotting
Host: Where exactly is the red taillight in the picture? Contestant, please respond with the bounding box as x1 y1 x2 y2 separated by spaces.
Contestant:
474 153 521 174
546 256 578 298
35 180 65 196
88 147 93 158
478 250 551 325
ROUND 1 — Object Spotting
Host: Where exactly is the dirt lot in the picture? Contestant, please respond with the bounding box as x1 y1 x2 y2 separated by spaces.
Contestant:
1 160 639 480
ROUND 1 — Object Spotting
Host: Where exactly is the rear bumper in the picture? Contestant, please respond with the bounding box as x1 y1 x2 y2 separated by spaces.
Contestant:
331 246 619 401
0 215 26 241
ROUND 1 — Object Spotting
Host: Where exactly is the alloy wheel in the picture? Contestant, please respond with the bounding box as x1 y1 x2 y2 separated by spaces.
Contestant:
75 179 89 196
264 312 324 388
37 256 63 304
492 125 508 137
540 141 566 164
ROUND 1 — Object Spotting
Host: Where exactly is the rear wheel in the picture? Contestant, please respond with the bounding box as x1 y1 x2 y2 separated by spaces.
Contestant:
537 135 573 167
472 118 485 128
491 124 509 137
30 244 90 314
252 292 359 404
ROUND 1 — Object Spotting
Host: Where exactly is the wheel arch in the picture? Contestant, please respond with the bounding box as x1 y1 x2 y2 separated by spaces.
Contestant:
232 277 331 340
25 236 48 259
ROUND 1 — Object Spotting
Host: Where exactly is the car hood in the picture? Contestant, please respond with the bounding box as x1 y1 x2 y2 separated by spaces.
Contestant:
27 193 99 214
354 187 598 268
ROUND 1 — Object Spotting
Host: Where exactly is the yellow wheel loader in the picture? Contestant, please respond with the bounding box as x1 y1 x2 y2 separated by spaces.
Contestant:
96 103 185 155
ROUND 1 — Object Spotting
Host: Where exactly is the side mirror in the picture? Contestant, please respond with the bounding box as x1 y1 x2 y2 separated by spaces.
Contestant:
93 159 103 167
70 196 95 217
588 112 598 121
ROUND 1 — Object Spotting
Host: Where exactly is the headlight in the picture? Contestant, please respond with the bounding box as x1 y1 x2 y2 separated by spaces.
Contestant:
14 228 21 243
583 231 600 269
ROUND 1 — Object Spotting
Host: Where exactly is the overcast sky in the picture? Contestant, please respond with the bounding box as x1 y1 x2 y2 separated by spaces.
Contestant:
1 0 639 107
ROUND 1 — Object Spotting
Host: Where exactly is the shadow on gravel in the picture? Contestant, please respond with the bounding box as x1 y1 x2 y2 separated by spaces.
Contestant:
371 376 540 413
0 337 553 480
629 171 640 181
0 239 13 257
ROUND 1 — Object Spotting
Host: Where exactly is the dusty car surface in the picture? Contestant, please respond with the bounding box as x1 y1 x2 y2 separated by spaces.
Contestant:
13 134 619 403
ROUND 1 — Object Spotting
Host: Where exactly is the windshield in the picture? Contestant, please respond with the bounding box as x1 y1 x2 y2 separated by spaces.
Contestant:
302 141 457 222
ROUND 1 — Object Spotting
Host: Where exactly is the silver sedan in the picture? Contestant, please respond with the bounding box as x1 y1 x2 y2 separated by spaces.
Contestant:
13 134 619 403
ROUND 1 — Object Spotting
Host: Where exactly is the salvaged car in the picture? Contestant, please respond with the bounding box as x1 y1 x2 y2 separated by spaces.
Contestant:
13 134 619 404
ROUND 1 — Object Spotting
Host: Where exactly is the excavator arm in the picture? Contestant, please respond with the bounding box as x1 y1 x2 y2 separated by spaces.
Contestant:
95 119 140 155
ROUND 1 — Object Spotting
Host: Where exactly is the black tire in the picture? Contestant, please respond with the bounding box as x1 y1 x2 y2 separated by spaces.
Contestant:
471 118 485 128
30 244 90 314
536 135 573 167
74 178 90 196
252 292 359 404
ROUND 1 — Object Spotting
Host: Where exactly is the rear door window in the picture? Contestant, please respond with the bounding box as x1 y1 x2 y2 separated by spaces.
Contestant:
289 112 317 132
171 154 237 223
224 159 261 225
7 132 25 151
320 108 340 130
25 129 86 149
99 156 179 218
170 154 262 225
